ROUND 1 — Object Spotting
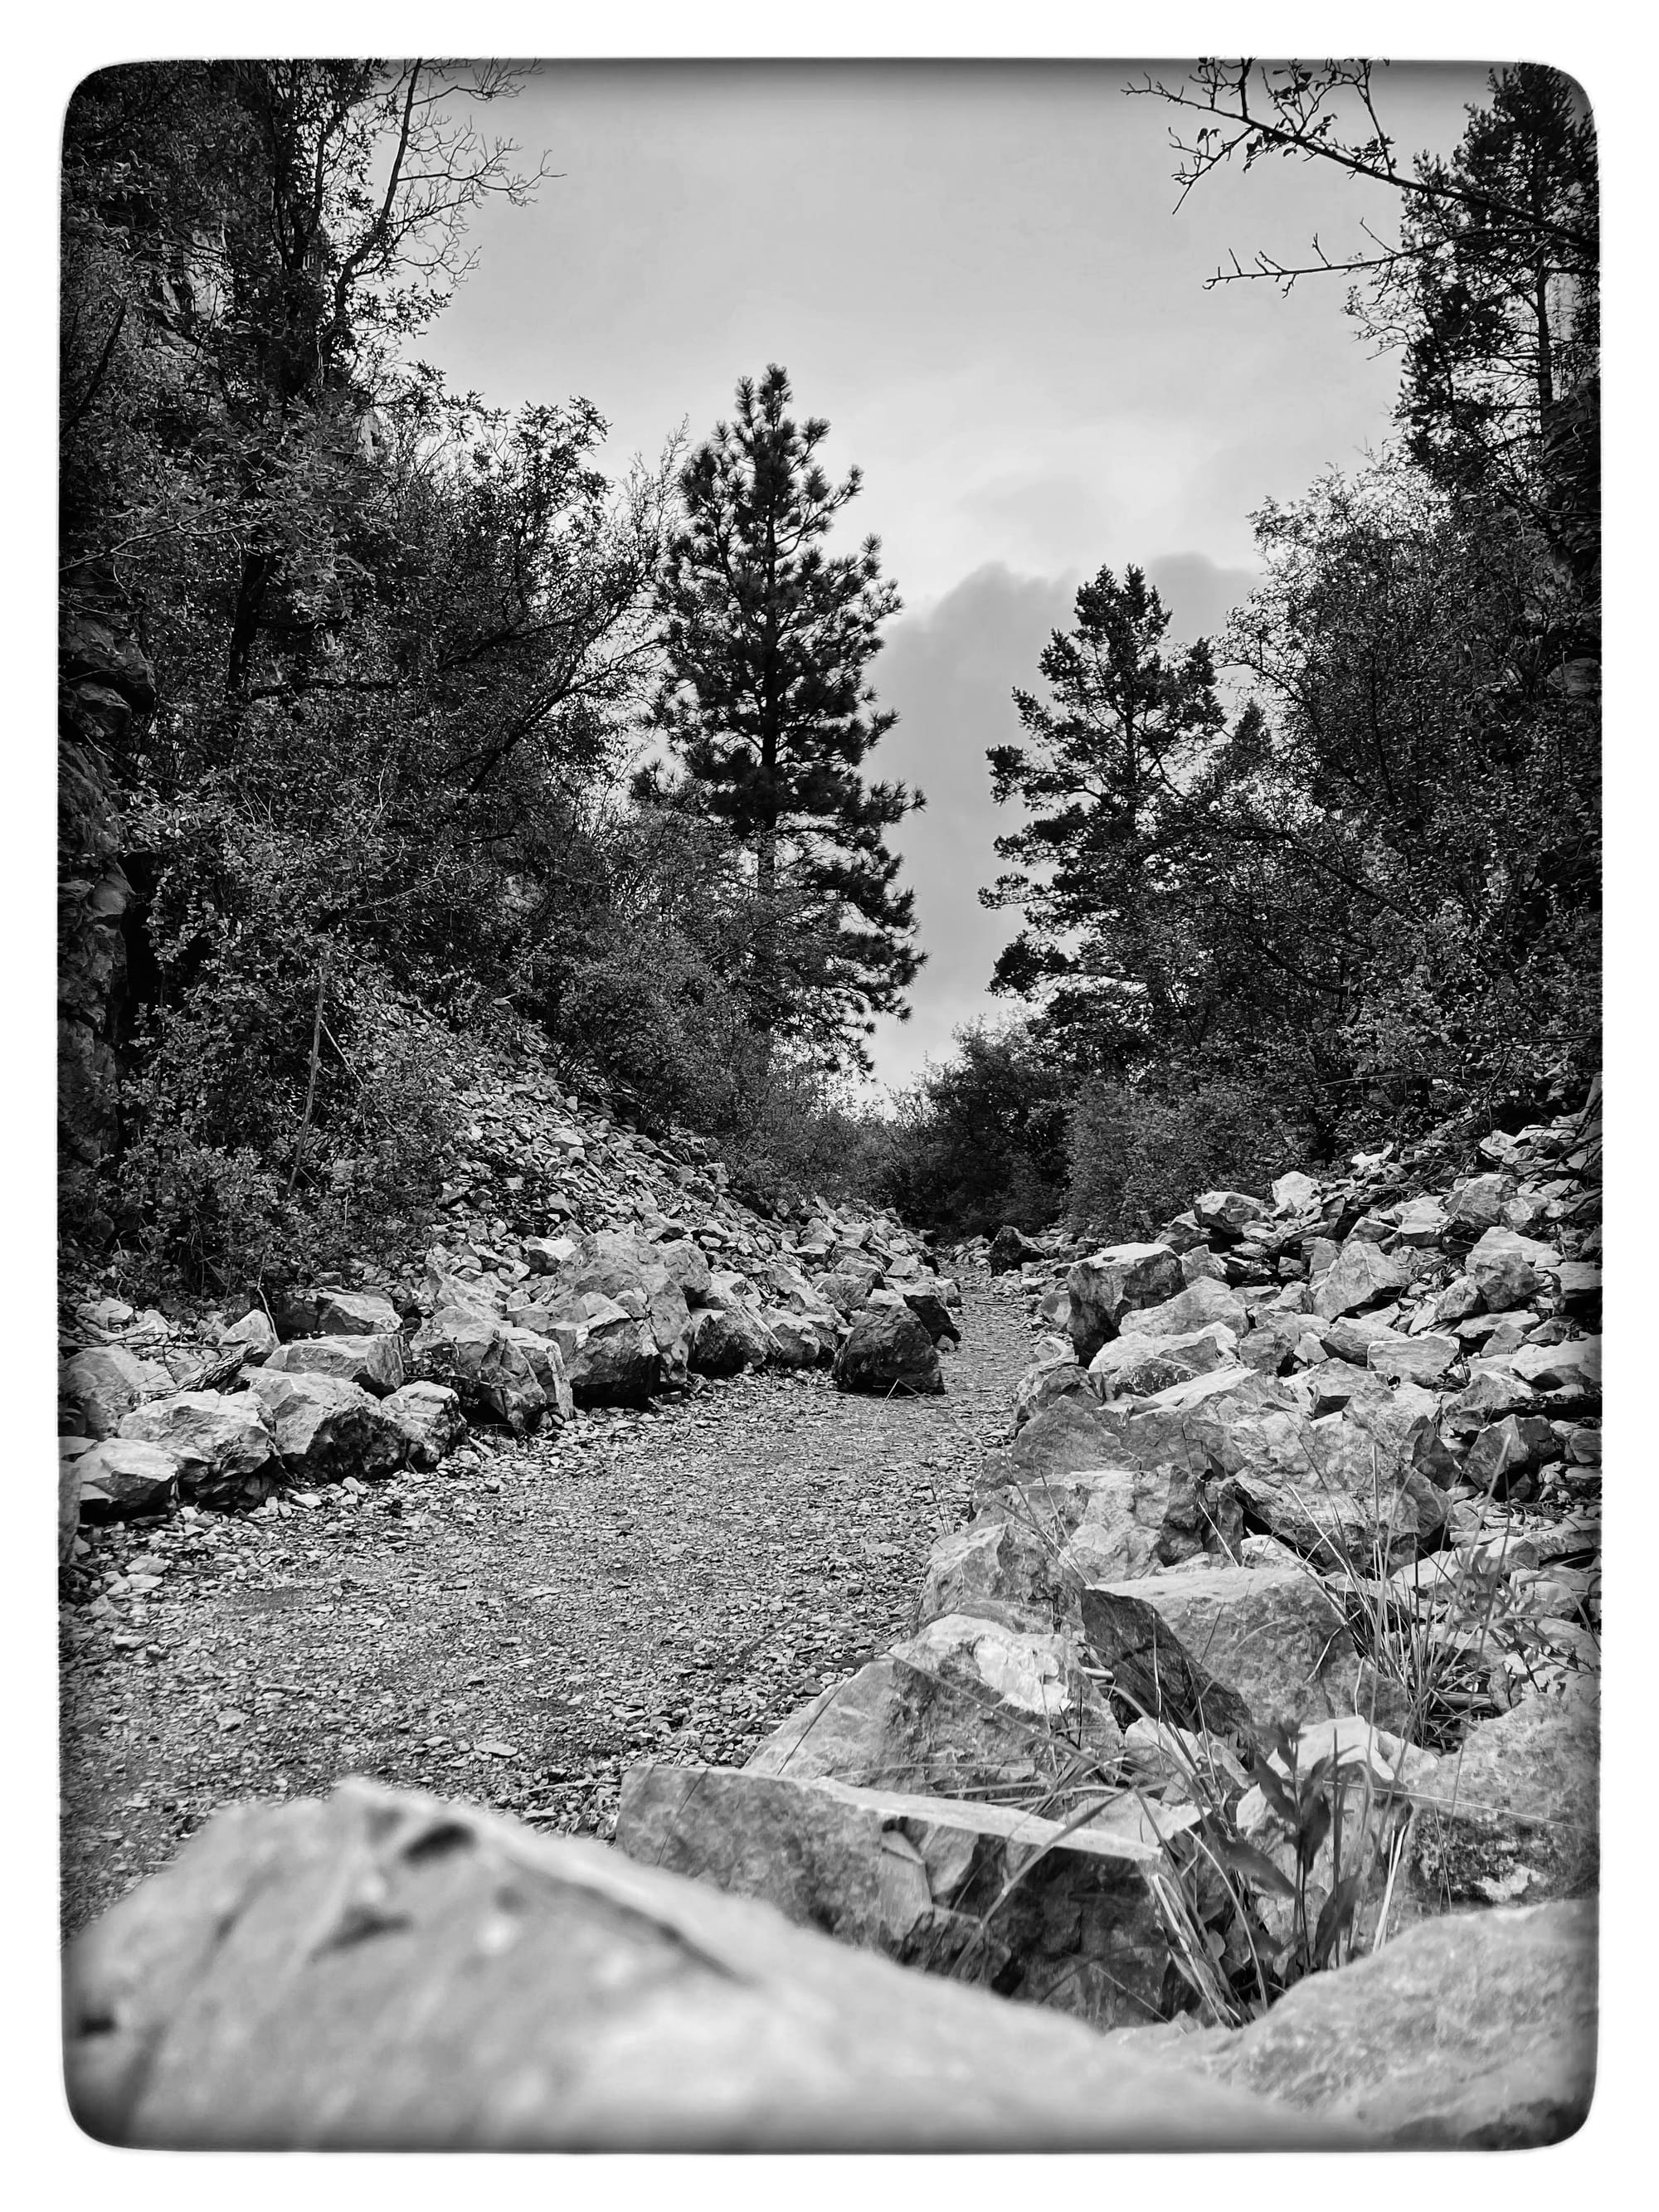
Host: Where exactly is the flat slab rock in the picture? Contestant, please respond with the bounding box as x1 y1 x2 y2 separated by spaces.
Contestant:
745 1611 1122 1794
616 1762 1184 2030
1136 1898 1596 2148
1081 1563 1385 1733
63 1778 1345 2151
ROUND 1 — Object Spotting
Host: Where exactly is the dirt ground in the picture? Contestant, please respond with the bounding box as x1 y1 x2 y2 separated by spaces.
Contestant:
60 1272 1039 1935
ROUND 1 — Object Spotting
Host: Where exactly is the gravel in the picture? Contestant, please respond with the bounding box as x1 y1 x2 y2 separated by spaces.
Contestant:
60 1271 1039 1934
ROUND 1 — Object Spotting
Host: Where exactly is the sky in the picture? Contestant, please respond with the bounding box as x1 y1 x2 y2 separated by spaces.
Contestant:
420 59 1496 1090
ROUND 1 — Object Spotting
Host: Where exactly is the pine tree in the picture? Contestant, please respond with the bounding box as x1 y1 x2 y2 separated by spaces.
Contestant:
981 563 1226 1072
650 364 922 1064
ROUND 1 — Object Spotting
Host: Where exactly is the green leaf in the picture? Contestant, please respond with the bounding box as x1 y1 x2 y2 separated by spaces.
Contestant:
1212 1834 1297 1900
1314 1874 1364 1968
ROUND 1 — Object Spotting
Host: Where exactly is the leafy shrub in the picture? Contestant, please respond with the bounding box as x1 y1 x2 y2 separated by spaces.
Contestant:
879 1020 1071 1237
1065 1078 1297 1239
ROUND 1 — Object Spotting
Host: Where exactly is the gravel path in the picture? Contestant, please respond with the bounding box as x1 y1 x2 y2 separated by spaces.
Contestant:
60 1272 1036 1935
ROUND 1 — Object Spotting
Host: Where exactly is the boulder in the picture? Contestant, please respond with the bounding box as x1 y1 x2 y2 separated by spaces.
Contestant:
1509 1335 1601 1394
818 1266 883 1316
523 1235 577 1275
1066 1243 1183 1360
747 1612 1123 1795
916 1515 1063 1633
1403 1675 1598 1918
902 1288 961 1344
1451 1362 1557 1433
61 1778 1332 2151
1087 1323 1238 1401
215 1309 278 1361
61 1345 176 1440
1317 1306 1404 1364
280 1286 401 1338
1053 1465 1241 1590
1192 1189 1267 1240
763 1310 834 1367
1157 1899 1595 2147
411 1307 560 1429
539 1238 693 1383
1416 1278 1478 1334
1271 1171 1321 1216
380 1382 467 1471
1393 1194 1452 1247
1298 1357 1374 1417
1463 1413 1559 1494
1365 1331 1460 1388
1115 1276 1248 1341
1082 1563 1381 1733
1311 1241 1417 1321
1466 1227 1559 1311
686 1301 779 1376
927 1463 1240 1636
67 1436 182 1523
1444 1172 1515 1234
264 1333 406 1398
1012 1352 1090 1433
832 1306 943 1398
245 1369 406 1482
560 1305 665 1406
616 1764 1178 2032
988 1224 1047 1274
1233 1311 1305 1377
116 1390 278 1500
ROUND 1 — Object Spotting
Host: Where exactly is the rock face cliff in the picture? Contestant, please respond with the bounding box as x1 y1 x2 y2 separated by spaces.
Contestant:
58 605 151 1194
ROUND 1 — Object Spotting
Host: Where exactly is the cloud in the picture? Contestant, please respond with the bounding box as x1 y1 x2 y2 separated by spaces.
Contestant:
864 562 1076 1087
1143 551 1263 645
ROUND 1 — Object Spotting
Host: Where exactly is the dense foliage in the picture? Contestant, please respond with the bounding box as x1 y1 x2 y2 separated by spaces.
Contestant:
59 66 922 1295
881 62 1599 1242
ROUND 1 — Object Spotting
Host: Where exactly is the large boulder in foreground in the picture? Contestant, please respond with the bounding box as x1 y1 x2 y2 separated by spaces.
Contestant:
831 1305 943 1397
1147 1898 1595 2148
616 1763 1179 2032
747 1612 1122 1794
63 1778 1335 2150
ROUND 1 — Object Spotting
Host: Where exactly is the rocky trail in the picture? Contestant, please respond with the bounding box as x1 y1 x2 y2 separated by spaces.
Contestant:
61 1274 1034 1934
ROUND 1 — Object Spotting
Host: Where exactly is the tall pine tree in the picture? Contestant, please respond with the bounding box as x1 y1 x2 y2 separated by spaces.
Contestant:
650 365 922 1065
982 563 1227 1074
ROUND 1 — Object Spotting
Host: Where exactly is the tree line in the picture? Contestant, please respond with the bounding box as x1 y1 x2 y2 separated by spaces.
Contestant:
893 61 1599 1238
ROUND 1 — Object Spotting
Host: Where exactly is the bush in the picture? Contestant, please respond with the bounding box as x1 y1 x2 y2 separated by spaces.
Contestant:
878 1020 1070 1237
1066 1079 1297 1240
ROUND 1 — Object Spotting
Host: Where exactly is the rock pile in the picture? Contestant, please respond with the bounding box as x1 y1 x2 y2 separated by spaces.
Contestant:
56 1054 963 1544
59 1082 1602 2147
601 1086 1601 2138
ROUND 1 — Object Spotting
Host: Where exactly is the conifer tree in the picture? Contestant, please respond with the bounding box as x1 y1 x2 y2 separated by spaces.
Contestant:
651 364 922 1063
981 562 1226 1071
